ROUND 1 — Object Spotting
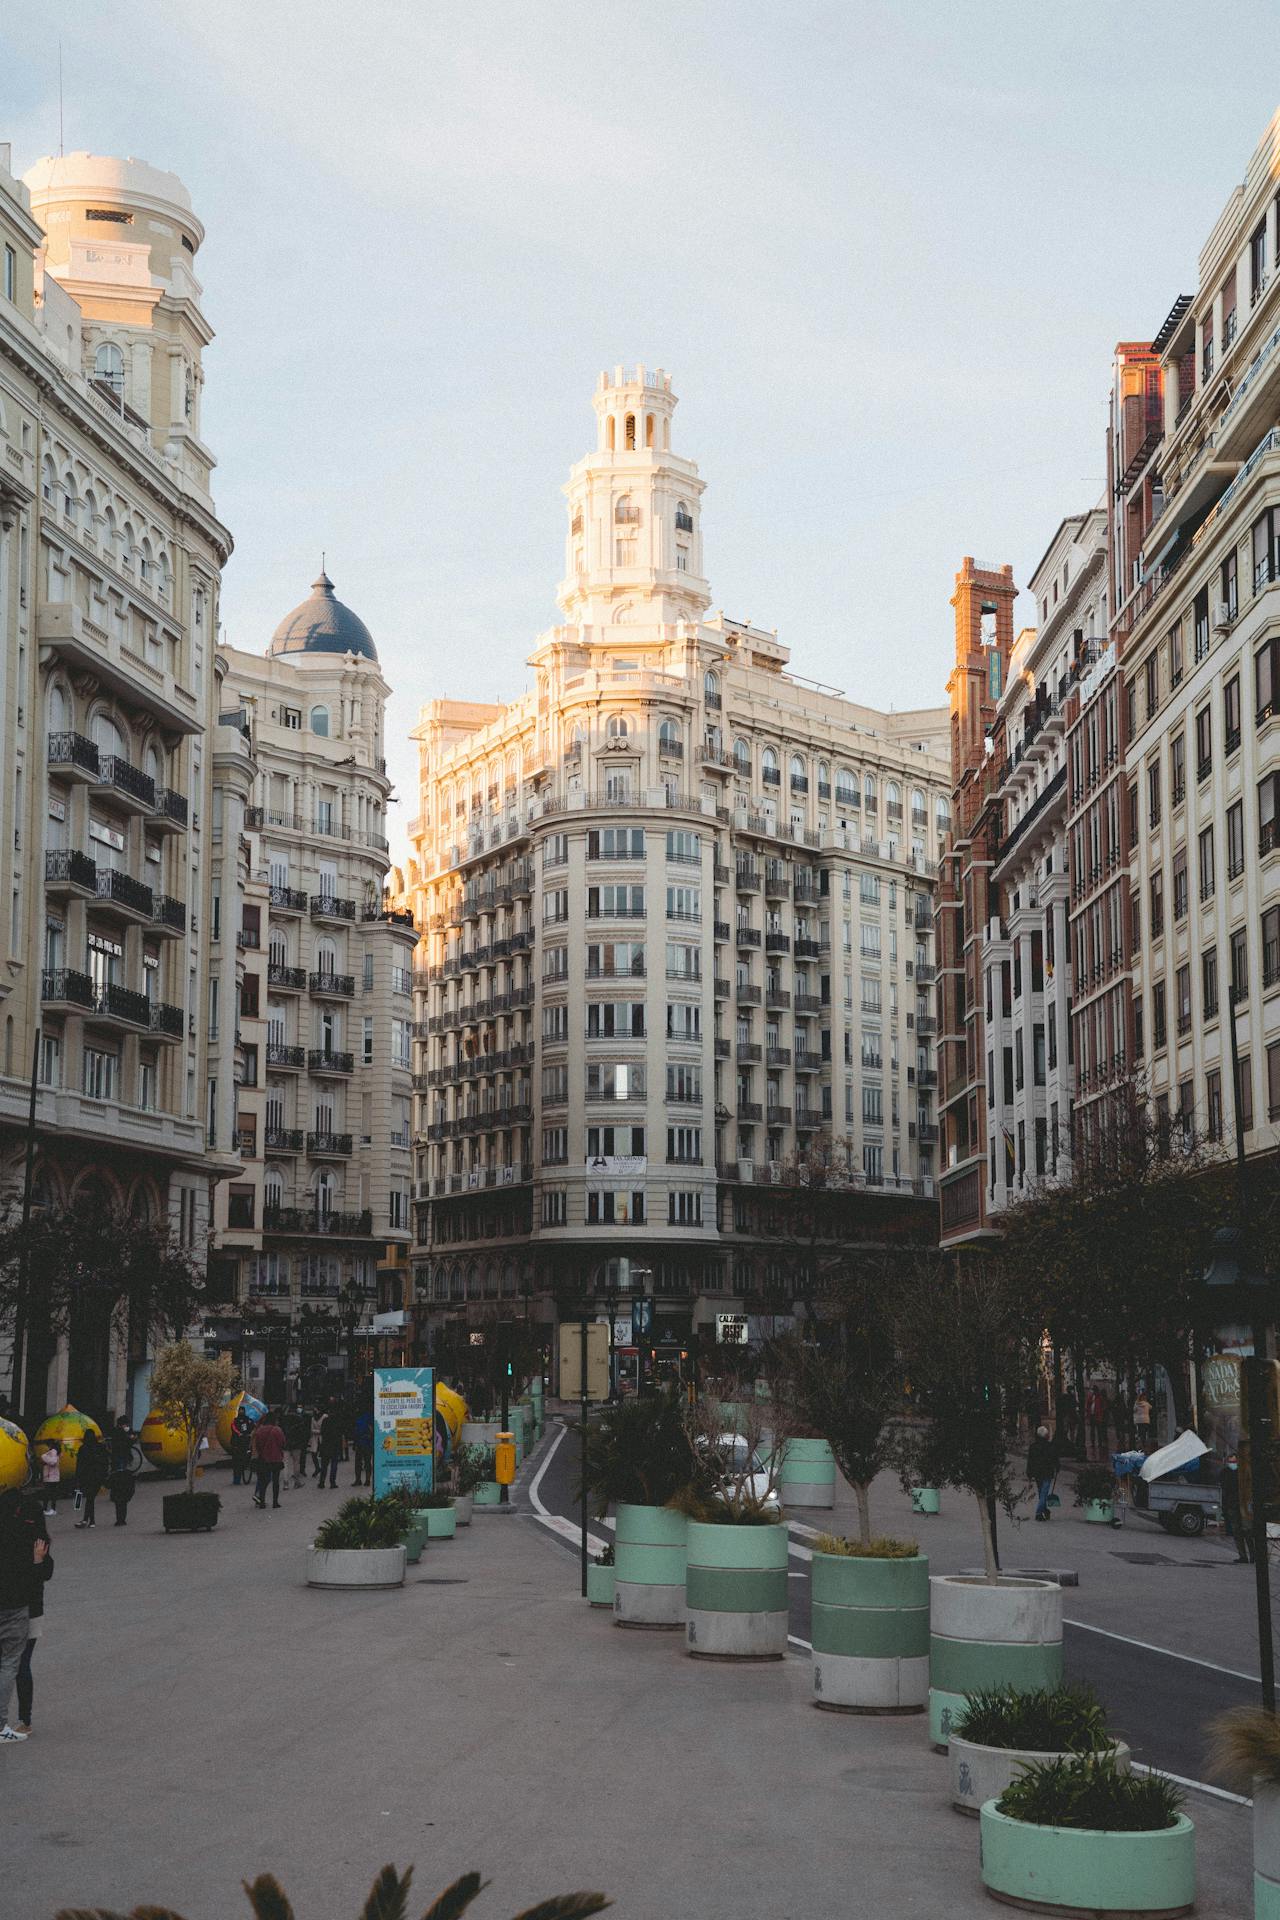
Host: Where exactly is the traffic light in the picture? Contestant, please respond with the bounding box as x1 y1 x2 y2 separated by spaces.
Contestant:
506 1360 513 1378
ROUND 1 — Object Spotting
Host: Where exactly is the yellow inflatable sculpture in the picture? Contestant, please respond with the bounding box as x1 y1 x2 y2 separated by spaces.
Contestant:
32 1405 102 1481
139 1407 191 1475
0 1415 29 1491
436 1383 467 1453
213 1390 266 1454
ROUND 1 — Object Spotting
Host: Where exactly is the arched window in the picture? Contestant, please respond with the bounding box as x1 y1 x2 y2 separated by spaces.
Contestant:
761 746 779 786
864 774 878 814
144 742 162 790
912 787 926 826
139 536 153 586
264 1168 283 1212
91 711 125 760
645 413 655 448
570 722 585 752
505 753 518 792
703 668 719 706
615 494 635 524
733 737 750 773
624 413 636 450
658 718 681 755
48 683 69 734
157 551 171 604
40 456 56 504
310 706 329 737
886 781 902 819
790 754 807 790
82 487 97 538
102 506 118 560
61 471 77 523
314 937 337 977
677 501 695 535
122 521 136 571
835 766 857 806
93 341 124 395
314 1170 334 1218
606 714 630 741
935 795 952 836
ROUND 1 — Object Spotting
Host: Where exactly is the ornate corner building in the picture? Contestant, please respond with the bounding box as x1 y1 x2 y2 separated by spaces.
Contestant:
406 368 952 1350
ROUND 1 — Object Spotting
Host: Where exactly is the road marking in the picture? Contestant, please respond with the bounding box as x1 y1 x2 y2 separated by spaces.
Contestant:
789 1633 812 1650
1131 1763 1251 1808
527 1422 611 1555
1064 1618 1262 1684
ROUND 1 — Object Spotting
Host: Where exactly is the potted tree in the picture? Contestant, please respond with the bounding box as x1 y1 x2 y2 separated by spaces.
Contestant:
1074 1464 1118 1525
579 1389 695 1629
681 1383 791 1660
451 1443 489 1525
150 1342 236 1534
586 1541 615 1608
981 1756 1195 1915
949 1683 1129 1817
307 1493 411 1588
1208 1706 1280 1917
895 1251 1062 1748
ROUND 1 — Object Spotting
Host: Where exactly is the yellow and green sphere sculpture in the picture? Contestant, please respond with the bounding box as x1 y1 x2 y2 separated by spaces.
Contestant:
0 1414 29 1491
213 1390 266 1454
139 1407 191 1474
32 1405 102 1481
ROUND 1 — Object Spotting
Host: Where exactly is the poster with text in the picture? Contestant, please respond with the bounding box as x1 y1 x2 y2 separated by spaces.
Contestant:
373 1366 436 1501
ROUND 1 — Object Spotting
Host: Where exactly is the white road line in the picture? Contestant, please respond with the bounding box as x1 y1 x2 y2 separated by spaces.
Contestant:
788 1633 812 1650
527 1421 611 1555
1131 1763 1251 1808
1063 1618 1262 1684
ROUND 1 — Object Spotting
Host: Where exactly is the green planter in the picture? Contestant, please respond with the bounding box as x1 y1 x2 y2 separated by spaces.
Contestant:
929 1575 1063 1749
777 1436 836 1510
413 1504 457 1539
472 1481 503 1507
1257 1783 1280 1919
716 1400 752 1436
686 1519 789 1659
614 1503 687 1629
811 1551 929 1713
1084 1499 1115 1525
979 1801 1196 1914
403 1523 428 1564
586 1562 616 1608
911 1486 940 1515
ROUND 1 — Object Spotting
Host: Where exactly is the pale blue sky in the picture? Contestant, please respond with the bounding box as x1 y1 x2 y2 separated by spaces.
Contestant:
5 2 1280 855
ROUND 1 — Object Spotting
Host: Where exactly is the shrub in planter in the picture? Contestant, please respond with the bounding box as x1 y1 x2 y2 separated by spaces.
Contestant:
1208 1706 1280 1917
52 1861 610 1920
981 1757 1194 1915
949 1683 1128 1817
578 1388 695 1628
410 1489 458 1539
452 1443 490 1524
809 1535 927 1713
307 1492 410 1589
910 1486 941 1515
1074 1463 1117 1524
162 1490 222 1533
587 1542 616 1608
677 1399 790 1660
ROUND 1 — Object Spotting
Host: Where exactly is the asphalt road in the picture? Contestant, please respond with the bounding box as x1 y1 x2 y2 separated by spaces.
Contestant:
528 1418 1257 1787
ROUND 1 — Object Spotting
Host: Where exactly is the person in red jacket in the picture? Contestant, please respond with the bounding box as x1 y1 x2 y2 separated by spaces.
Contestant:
250 1409 286 1510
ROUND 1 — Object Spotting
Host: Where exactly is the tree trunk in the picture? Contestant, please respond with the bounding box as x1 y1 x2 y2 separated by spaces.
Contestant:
976 1491 999 1584
853 1481 872 1545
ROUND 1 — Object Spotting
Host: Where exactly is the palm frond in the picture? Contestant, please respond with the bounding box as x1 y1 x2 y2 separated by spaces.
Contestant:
362 1866 413 1920
242 1877 297 1920
132 1910 197 1920
54 1910 139 1920
420 1872 486 1920
509 1895 612 1920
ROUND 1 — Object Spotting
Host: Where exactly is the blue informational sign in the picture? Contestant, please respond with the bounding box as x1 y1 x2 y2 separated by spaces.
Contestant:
372 1366 435 1501
631 1296 654 1342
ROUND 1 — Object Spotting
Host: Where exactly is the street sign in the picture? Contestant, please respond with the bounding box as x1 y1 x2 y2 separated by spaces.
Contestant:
558 1320 611 1401
716 1312 749 1345
613 1315 632 1348
372 1366 436 1501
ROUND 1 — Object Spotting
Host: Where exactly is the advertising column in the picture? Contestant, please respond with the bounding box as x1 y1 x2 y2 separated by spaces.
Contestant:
372 1366 436 1500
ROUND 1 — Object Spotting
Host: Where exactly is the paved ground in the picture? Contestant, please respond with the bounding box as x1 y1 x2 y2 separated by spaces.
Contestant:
6 1438 1253 1920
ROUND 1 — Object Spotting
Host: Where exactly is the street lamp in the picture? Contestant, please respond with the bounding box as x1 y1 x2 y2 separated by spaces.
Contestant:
340 1278 364 1388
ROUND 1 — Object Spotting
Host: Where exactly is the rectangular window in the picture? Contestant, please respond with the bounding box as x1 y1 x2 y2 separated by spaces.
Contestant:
664 941 700 981
586 1001 645 1038
543 944 569 982
1261 773 1280 856
1145 654 1159 720
542 1125 568 1163
585 1189 645 1224
3 245 14 303
1192 587 1209 665
668 1190 702 1225
1207 1068 1223 1142
1169 621 1184 687
1238 1053 1255 1133
1257 635 1280 719
666 1125 702 1163
862 1085 883 1126
362 1016 374 1064
586 1124 645 1158
542 888 569 924
543 832 568 869
665 830 700 863
1147 761 1161 829
1264 905 1280 987
1172 850 1188 923
1225 675 1242 753
587 827 644 860
1199 825 1215 901
542 1002 568 1042
1231 925 1249 1001
542 1063 569 1104
541 1188 567 1226
1269 1043 1280 1123
859 923 881 958
586 1061 646 1101
83 1046 118 1102
587 883 645 919
1152 980 1167 1051
586 940 644 979
1228 801 1245 880
1170 733 1185 805
666 1063 702 1102
1203 947 1219 1020
666 1001 700 1040
1149 871 1163 940
665 885 700 922
1176 963 1191 1035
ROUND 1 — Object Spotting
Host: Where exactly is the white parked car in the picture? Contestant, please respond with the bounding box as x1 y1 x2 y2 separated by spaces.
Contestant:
701 1433 782 1512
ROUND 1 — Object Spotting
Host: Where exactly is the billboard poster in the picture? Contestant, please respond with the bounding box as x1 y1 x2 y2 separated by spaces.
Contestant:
372 1366 435 1501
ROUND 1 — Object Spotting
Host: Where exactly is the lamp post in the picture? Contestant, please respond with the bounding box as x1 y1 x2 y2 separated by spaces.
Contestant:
340 1279 363 1390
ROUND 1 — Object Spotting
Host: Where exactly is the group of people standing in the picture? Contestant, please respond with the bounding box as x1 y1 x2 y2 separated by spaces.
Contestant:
1024 1380 1155 1460
226 1402 375 1509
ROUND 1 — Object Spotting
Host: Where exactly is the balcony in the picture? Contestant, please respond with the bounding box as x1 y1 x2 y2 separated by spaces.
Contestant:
766 1046 791 1067
90 982 152 1029
736 983 762 1006
44 849 97 898
795 1110 820 1130
735 866 760 892
307 1130 353 1157
714 1037 731 1059
266 1042 306 1070
42 966 95 1011
736 1042 762 1063
794 937 820 959
794 993 823 1016
310 894 356 923
714 978 731 998
736 926 761 948
738 1102 763 1122
270 883 308 915
766 1106 792 1126
149 1002 185 1041
264 1205 372 1237
152 788 188 833
152 895 187 938
793 1053 819 1074
94 868 154 924
309 970 355 998
765 932 791 954
765 986 792 1011
712 920 731 942
308 1048 354 1075
91 754 156 816
267 962 307 992
47 731 99 783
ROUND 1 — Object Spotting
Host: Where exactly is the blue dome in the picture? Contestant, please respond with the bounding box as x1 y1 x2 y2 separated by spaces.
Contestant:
269 571 377 661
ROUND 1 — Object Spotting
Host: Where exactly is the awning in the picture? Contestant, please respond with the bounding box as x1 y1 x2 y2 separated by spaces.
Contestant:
1139 1431 1209 1482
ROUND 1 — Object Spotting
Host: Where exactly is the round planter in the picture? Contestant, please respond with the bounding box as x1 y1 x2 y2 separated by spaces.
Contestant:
472 1481 503 1507
454 1494 474 1526
911 1486 941 1515
685 1518 789 1659
614 1503 688 1629
978 1800 1196 1915
778 1437 836 1510
1085 1499 1115 1525
950 1737 1130 1817
929 1575 1063 1749
1256 1781 1280 1918
306 1545 405 1589
414 1505 457 1539
586 1562 616 1608
810 1551 929 1713
403 1523 429 1565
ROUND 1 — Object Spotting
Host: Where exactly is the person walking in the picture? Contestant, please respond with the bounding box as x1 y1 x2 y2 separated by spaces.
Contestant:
1133 1390 1153 1449
109 1414 136 1472
352 1406 374 1487
309 1408 324 1480
317 1408 343 1489
1221 1453 1253 1562
106 1461 136 1527
228 1414 252 1490
1086 1383 1108 1460
37 1444 60 1518
250 1408 286 1510
0 1486 47 1742
1058 1388 1080 1459
1027 1425 1061 1522
73 1430 108 1530
284 1408 310 1490
13 1490 51 1736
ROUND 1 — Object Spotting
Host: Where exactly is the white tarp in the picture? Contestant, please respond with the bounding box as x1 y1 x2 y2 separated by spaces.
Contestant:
1139 1430 1210 1482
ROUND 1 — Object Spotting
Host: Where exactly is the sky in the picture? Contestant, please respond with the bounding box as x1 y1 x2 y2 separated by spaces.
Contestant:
5 2 1280 861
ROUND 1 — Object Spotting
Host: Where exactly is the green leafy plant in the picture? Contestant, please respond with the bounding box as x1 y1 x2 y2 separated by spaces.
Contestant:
54 1862 611 1920
410 1489 455 1511
813 1533 918 1559
997 1754 1183 1832
1073 1465 1116 1507
1207 1705 1280 1790
667 1482 784 1526
314 1493 414 1552
452 1443 493 1496
593 1541 615 1568
953 1684 1112 1754
576 1388 695 1516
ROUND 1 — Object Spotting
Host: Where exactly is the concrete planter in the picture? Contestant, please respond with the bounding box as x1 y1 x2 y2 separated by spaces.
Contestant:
686 1518 789 1659
614 1503 687 1629
950 1736 1130 1817
454 1494 474 1526
911 1486 941 1515
778 1437 836 1510
1085 1499 1115 1525
472 1481 503 1507
811 1551 929 1713
929 1575 1063 1749
305 1545 405 1589
1256 1781 1280 1918
414 1504 457 1539
586 1562 616 1608
979 1801 1195 1915
402 1523 429 1565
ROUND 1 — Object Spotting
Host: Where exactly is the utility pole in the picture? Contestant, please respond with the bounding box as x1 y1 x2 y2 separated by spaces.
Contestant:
579 1311 589 1598
499 1332 511 1507
11 1026 41 1423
